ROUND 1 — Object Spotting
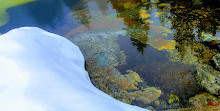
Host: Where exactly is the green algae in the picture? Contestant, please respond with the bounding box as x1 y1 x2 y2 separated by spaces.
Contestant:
168 94 180 104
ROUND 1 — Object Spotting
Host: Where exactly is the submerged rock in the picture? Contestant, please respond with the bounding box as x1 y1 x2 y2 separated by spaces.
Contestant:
69 30 125 66
165 92 220 111
69 31 129 98
145 106 155 111
189 93 220 111
213 53 220 70
69 30 162 108
197 64 220 95
130 87 162 104
112 70 143 90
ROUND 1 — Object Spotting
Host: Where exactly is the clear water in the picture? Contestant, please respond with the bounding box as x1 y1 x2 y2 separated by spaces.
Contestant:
1 0 219 110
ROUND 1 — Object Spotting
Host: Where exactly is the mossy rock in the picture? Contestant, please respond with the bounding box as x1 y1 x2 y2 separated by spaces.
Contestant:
197 64 220 95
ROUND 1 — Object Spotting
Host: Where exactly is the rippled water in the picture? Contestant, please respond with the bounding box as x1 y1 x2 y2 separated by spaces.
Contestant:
1 0 220 110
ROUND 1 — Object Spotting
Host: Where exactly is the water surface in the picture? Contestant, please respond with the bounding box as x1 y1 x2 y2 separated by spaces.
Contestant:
1 0 219 110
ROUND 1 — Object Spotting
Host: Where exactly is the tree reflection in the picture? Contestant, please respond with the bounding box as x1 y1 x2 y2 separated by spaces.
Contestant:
71 0 91 29
109 0 219 63
130 38 147 54
109 0 151 54
167 0 219 64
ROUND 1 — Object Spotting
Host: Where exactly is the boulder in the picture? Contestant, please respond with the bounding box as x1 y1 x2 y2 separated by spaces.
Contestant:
197 64 220 95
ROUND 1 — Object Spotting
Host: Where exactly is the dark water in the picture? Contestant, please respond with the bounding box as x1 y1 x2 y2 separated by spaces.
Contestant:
1 0 220 110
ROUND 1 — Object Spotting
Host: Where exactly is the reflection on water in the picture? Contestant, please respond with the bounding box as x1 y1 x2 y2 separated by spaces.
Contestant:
1 0 220 110
0 0 35 28
0 0 80 35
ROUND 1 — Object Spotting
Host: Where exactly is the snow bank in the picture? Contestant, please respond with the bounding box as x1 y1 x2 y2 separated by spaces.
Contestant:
0 27 148 111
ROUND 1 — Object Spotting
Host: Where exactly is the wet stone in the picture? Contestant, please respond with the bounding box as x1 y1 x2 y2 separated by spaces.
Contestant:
213 53 220 70
130 87 162 104
197 64 220 95
189 93 220 111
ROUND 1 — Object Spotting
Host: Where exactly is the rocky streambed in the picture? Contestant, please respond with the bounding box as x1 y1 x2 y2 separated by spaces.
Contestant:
69 30 220 110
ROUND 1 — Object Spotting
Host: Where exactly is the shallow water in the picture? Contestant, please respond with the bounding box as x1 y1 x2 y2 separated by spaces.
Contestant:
1 0 220 110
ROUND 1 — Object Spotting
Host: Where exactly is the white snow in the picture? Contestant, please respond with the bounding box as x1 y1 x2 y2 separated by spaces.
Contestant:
0 27 148 111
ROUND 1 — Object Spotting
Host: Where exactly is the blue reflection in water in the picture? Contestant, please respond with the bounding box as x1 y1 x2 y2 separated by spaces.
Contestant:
0 0 80 35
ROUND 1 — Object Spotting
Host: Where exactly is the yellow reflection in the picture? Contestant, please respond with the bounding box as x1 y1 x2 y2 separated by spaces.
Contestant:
139 10 150 19
150 39 176 50
154 11 163 17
